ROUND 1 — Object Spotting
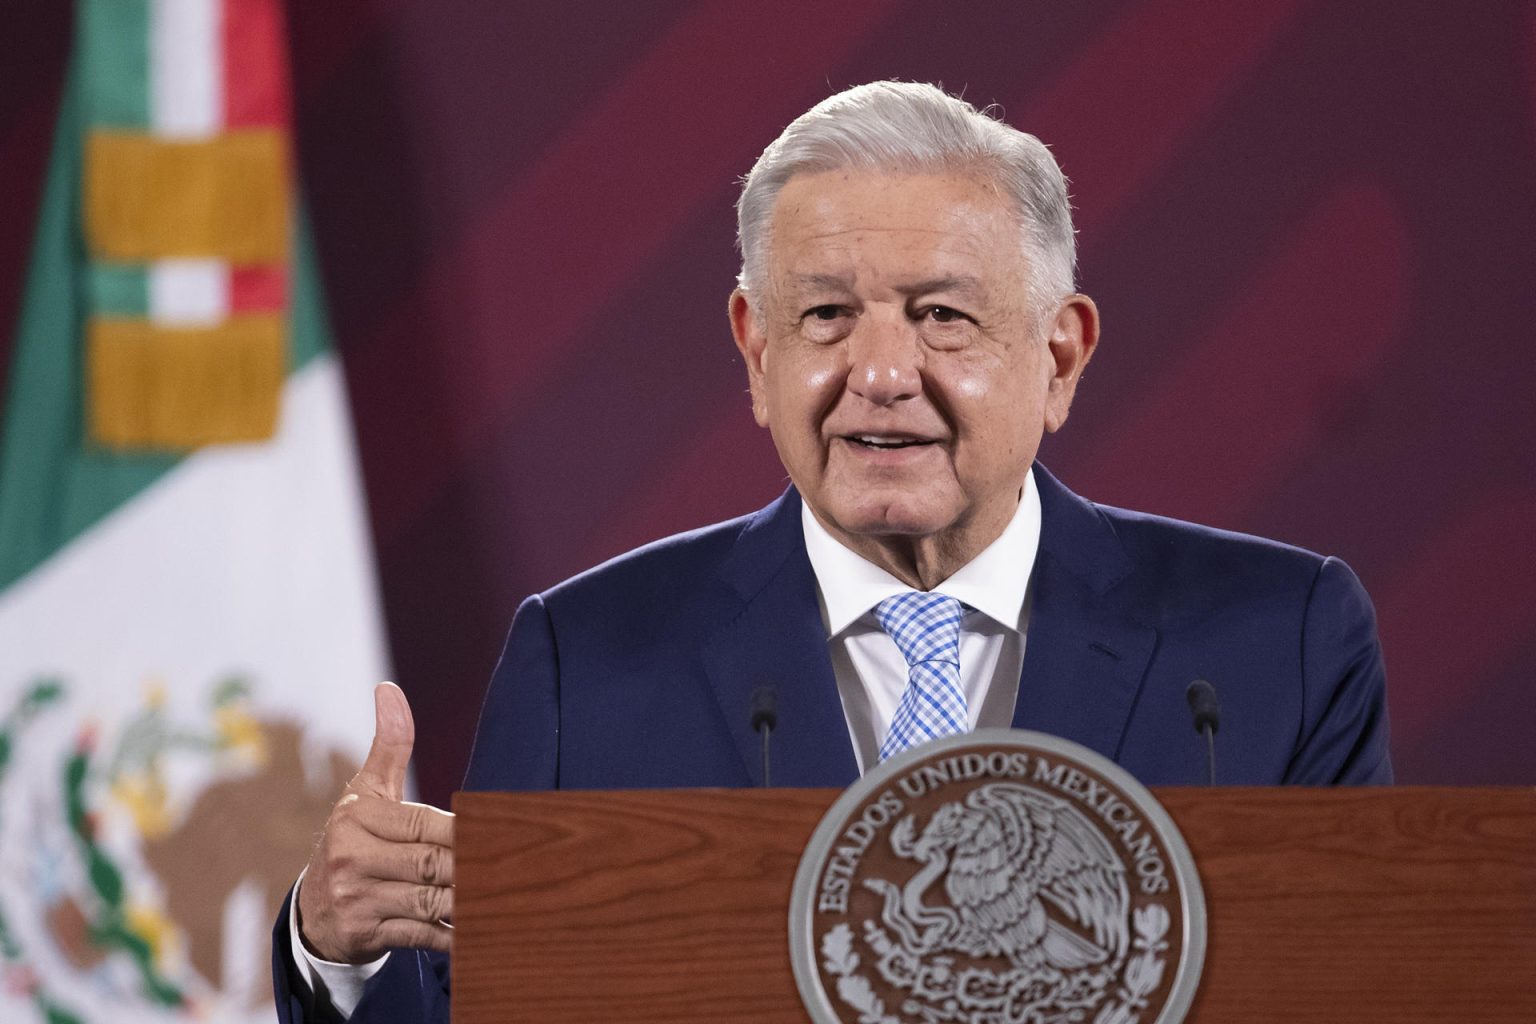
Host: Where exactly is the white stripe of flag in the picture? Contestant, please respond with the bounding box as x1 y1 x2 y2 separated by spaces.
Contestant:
150 0 224 139
150 259 230 325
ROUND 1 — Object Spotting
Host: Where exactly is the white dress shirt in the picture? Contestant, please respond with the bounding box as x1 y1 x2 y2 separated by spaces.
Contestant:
292 467 1043 1015
801 467 1041 771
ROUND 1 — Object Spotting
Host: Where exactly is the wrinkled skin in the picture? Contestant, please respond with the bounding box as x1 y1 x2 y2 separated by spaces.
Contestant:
731 170 1099 589
297 683 454 963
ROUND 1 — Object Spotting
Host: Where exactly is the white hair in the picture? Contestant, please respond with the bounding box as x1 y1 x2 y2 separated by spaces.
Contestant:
735 81 1076 314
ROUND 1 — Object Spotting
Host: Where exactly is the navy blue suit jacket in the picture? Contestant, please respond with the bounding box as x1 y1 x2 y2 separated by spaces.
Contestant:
273 466 1391 1022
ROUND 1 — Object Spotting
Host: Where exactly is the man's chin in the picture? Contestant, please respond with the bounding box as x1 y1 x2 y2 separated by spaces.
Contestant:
816 497 958 543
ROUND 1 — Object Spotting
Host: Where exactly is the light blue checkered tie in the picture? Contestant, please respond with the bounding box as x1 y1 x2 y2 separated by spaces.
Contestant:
876 591 967 761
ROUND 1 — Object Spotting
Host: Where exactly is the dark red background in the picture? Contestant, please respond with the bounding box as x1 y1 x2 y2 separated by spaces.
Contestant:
3 1 1532 802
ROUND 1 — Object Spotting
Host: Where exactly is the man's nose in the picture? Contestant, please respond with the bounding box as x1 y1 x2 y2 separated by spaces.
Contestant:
845 313 921 406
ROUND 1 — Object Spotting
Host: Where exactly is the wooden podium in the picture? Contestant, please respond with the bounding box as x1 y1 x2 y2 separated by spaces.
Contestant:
453 787 1535 1022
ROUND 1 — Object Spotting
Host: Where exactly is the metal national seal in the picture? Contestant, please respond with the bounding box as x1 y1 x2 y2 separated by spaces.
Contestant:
789 730 1206 1024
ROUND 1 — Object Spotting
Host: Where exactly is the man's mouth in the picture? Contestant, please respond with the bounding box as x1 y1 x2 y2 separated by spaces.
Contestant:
845 434 935 450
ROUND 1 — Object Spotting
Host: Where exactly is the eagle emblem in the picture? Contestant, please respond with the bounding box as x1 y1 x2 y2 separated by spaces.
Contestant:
848 783 1131 1022
870 783 1129 975
791 732 1202 1024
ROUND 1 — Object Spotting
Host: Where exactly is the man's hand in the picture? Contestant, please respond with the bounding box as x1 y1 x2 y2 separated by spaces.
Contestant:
297 682 455 963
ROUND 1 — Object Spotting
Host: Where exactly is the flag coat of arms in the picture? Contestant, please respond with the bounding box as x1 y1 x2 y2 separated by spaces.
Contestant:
0 1 388 1020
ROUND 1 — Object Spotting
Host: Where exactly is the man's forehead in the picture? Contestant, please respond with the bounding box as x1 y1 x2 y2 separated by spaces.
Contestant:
772 168 1019 244
774 178 1006 233
779 270 991 296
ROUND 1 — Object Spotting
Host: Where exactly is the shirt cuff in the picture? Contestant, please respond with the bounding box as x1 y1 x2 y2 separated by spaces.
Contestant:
289 868 390 1019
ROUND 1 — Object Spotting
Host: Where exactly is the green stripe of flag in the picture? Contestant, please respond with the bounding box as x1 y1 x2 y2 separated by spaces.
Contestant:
290 222 331 371
0 61 329 592
78 0 151 129
0 62 172 591
85 265 149 317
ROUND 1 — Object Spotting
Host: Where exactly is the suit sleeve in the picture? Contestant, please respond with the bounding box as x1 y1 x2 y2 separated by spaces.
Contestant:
271 888 450 1024
464 592 561 791
1286 556 1393 784
272 886 340 1024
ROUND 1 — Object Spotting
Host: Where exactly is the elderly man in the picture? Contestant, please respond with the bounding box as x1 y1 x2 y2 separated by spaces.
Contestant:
273 81 1390 1022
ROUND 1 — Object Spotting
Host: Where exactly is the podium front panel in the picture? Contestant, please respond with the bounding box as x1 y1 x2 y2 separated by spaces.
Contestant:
454 786 1535 1022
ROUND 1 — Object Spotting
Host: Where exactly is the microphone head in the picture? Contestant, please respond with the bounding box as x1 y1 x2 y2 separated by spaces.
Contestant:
750 686 778 732
1186 679 1220 734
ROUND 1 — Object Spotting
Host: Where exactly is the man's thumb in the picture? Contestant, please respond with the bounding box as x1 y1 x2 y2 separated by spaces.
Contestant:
354 681 414 800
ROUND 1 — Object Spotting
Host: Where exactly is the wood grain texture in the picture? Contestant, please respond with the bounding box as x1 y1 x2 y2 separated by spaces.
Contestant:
453 787 1536 1023
1164 788 1536 1021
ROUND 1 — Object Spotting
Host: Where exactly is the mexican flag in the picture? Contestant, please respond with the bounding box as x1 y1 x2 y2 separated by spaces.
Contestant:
0 1 388 1021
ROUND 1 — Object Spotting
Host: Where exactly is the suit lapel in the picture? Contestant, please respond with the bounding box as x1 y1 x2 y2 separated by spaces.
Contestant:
702 490 860 788
700 470 1156 781
1013 467 1158 762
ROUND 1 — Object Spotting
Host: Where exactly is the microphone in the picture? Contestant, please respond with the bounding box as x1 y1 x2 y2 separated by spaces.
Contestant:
750 686 778 788
1185 679 1220 786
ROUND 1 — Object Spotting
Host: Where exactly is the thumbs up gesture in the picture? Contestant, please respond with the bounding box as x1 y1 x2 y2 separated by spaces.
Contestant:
297 682 456 963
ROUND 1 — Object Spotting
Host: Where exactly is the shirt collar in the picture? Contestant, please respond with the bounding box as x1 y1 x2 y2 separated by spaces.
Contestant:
800 466 1042 636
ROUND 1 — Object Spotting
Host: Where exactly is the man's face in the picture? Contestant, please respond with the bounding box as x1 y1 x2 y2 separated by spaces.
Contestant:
730 170 1097 575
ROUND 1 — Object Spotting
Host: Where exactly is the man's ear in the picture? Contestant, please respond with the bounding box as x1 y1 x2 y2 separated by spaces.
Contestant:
729 289 771 428
1042 294 1100 434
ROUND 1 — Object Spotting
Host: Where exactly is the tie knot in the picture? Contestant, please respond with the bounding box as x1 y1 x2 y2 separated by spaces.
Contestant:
875 591 964 668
